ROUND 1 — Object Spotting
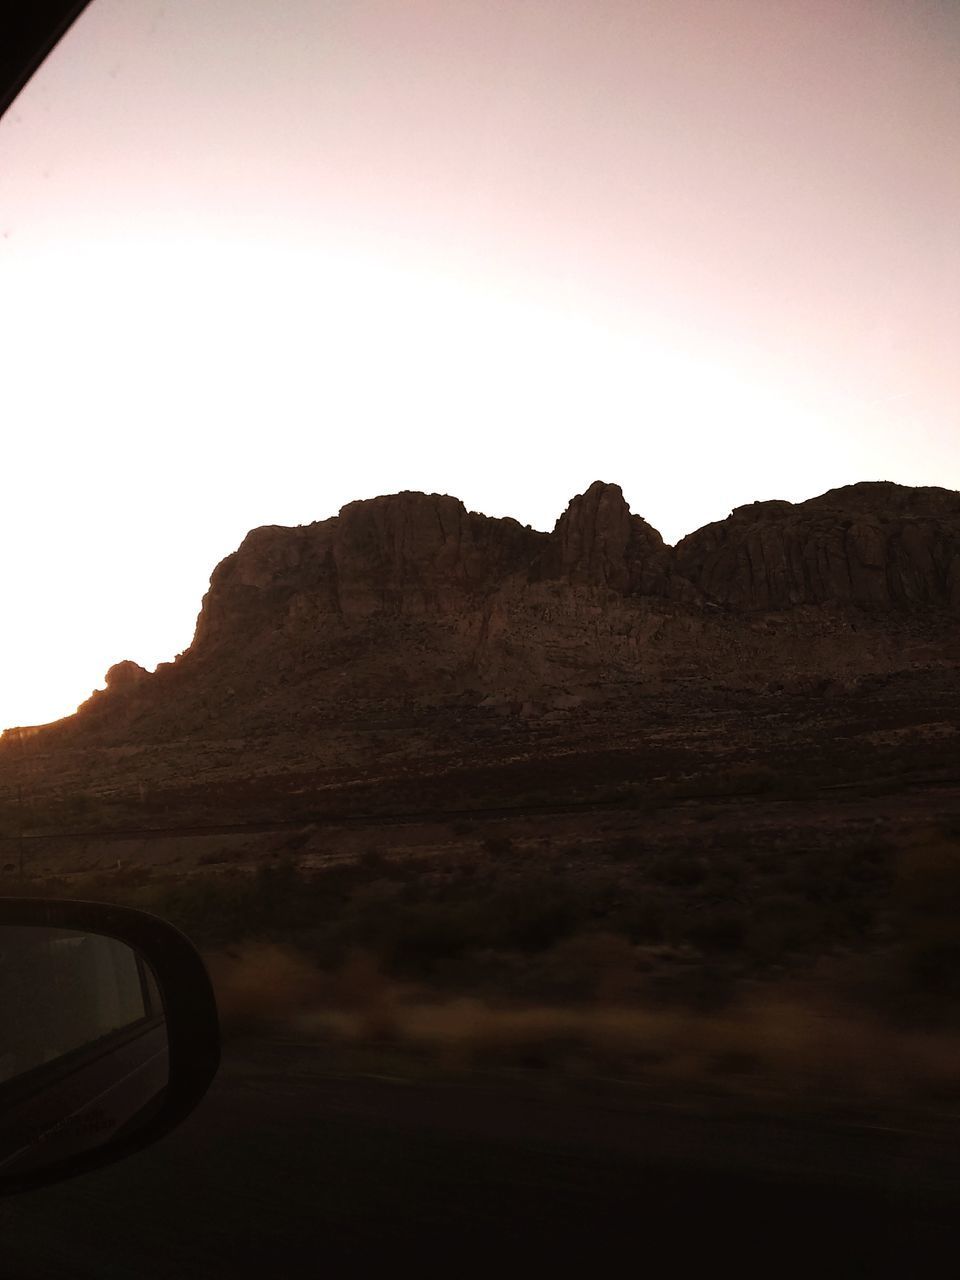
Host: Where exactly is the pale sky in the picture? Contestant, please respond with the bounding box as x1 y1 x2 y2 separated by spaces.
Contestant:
0 0 958 729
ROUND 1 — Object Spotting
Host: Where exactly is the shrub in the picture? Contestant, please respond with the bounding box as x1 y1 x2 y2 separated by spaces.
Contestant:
689 910 748 953
894 837 960 1001
616 897 667 944
650 855 707 888
197 850 230 867
604 837 645 863
358 848 388 873
482 835 515 859
705 765 780 797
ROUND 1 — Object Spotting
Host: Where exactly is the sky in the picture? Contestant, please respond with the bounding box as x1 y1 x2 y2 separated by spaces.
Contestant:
0 0 958 729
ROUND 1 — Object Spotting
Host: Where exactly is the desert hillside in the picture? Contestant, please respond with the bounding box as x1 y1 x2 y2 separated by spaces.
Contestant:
1 478 958 833
2 479 960 1099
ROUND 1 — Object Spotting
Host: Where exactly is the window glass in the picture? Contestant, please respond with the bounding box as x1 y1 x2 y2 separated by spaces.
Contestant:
0 927 149 1083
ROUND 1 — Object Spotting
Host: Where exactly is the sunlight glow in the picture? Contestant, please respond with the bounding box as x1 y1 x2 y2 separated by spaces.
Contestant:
0 234 868 728
0 0 957 728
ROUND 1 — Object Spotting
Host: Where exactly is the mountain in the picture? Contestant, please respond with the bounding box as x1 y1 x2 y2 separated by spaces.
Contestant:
74 478 960 721
1 479 958 839
188 479 960 639
674 482 960 610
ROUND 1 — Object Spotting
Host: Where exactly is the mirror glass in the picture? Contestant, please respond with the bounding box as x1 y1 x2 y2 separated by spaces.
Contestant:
0 926 168 1179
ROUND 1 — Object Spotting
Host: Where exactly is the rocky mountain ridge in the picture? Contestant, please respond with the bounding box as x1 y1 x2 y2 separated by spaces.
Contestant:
5 479 960 749
0 479 958 843
191 480 960 647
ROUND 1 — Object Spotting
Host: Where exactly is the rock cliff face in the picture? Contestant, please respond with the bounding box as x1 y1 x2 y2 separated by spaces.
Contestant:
535 481 671 594
193 491 546 651
193 480 960 664
0 475 958 851
674 483 960 612
7 479 960 749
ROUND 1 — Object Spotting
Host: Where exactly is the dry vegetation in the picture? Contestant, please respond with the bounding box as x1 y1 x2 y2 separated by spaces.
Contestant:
8 815 960 1109
209 942 960 1106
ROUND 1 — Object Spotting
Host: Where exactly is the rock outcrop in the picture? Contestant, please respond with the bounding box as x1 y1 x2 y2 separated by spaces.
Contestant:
536 481 673 595
6 478 959 752
104 661 149 690
193 491 546 651
193 481 960 668
674 482 960 612
1 474 959 849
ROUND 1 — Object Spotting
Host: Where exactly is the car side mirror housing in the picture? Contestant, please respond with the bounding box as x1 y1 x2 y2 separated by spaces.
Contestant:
0 898 219 1194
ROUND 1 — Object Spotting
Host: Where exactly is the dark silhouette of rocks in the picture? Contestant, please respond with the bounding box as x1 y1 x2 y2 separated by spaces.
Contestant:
104 661 149 690
3 479 959 759
1 478 958 849
193 491 545 651
536 481 670 593
674 482 960 611
191 481 960 668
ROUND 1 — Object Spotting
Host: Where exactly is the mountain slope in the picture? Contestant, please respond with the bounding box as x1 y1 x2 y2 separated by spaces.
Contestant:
1 479 958 836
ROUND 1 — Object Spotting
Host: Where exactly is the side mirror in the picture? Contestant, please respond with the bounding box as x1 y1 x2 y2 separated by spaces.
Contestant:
0 898 219 1194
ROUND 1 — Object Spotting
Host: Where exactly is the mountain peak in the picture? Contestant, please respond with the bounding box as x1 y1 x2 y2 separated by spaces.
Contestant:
546 481 666 592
